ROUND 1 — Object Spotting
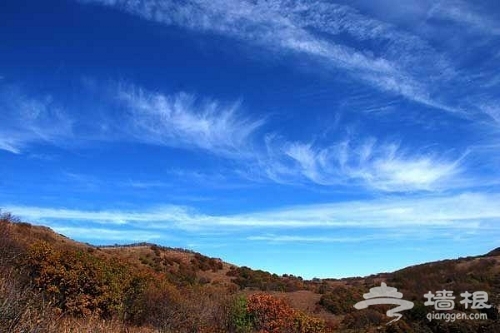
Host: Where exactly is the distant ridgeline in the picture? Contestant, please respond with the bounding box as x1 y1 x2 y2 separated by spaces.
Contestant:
96 241 198 254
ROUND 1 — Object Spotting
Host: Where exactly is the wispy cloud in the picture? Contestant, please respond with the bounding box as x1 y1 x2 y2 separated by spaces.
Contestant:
3 205 193 226
4 0 498 195
53 227 162 242
78 0 468 116
0 78 472 193
247 234 392 243
480 104 500 125
125 180 171 189
429 0 500 35
0 79 264 158
0 84 73 154
261 137 464 192
115 83 264 158
0 140 20 155
6 192 499 233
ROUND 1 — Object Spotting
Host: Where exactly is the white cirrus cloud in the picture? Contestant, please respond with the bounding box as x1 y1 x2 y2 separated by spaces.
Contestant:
5 192 500 233
262 137 464 192
0 85 73 154
77 0 473 117
429 0 500 35
246 234 391 243
116 83 265 158
52 227 162 242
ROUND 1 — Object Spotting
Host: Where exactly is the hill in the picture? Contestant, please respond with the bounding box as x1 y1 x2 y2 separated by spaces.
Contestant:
0 212 498 332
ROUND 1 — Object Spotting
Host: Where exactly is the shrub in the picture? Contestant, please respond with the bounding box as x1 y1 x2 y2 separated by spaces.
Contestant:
319 286 363 314
246 293 327 333
341 309 385 329
228 295 253 333
24 241 132 317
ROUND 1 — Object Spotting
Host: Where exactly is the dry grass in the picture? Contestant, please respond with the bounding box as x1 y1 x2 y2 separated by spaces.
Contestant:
1 264 173 333
51 317 157 333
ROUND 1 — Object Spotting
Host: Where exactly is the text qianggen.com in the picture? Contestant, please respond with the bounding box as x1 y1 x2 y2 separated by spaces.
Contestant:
426 311 488 323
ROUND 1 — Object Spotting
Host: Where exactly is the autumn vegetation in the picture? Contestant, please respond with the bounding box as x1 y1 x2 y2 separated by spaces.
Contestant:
0 211 499 332
0 212 332 332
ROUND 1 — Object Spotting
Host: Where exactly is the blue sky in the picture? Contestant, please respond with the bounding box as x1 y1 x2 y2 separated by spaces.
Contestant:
1 0 500 278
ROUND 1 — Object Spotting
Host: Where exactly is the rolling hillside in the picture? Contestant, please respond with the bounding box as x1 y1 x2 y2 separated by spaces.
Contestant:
0 213 499 332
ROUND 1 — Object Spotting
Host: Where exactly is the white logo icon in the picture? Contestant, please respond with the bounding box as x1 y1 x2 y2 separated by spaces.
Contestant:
354 282 414 324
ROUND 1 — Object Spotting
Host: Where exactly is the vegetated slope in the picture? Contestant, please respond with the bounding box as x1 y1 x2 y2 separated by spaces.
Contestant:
0 212 499 333
0 213 333 333
316 251 500 331
4 215 310 292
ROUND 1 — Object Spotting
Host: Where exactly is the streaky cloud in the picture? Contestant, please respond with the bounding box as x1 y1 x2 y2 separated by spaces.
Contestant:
246 234 393 243
77 0 470 117
53 227 162 242
116 83 265 158
0 84 73 154
429 0 500 35
261 136 465 192
6 192 499 232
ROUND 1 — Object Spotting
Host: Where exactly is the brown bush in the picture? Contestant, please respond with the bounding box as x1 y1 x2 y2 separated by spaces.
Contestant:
247 293 327 333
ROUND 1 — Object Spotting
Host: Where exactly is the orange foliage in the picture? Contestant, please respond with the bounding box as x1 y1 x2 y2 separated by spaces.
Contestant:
247 293 327 333
24 241 133 317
